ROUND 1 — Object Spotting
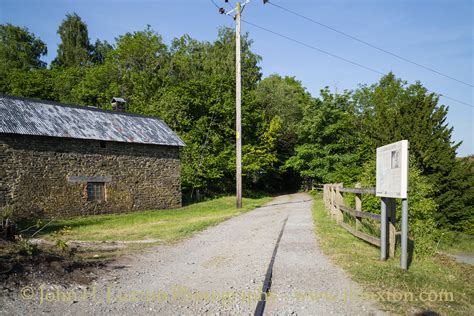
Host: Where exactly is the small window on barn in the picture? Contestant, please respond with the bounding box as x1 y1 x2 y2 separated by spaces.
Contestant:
86 182 106 202
100 141 106 148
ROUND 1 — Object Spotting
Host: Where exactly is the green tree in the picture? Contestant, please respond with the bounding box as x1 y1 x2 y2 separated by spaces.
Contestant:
71 63 119 107
71 26 169 110
253 75 311 191
157 78 235 197
360 157 439 256
242 116 282 185
106 25 168 112
439 158 474 232
152 28 265 198
90 39 113 65
285 88 362 185
254 76 307 154
0 23 47 71
5 69 56 100
0 24 48 94
52 13 92 67
52 66 87 104
354 73 466 231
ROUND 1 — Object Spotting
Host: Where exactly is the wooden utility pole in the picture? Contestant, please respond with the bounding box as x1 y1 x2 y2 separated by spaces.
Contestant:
235 2 242 208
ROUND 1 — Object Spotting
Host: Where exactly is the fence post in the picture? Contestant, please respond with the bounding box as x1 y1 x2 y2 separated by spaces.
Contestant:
354 182 362 231
330 184 335 218
327 184 331 216
323 184 326 209
334 183 344 224
380 197 388 260
326 184 330 212
388 198 396 258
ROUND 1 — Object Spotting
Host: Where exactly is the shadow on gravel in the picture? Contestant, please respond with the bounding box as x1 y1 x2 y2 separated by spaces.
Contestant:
257 199 313 209
415 310 440 316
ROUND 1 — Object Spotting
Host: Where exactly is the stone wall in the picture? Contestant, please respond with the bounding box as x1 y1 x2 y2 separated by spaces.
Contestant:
0 134 181 219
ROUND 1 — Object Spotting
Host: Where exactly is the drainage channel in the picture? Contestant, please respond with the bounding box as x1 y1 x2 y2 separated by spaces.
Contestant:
254 215 289 316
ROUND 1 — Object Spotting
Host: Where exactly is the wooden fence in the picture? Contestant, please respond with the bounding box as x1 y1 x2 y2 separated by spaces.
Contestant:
323 183 397 258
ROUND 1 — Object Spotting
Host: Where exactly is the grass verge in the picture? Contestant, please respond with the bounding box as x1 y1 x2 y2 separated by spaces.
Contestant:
437 230 474 255
311 193 474 315
37 196 271 242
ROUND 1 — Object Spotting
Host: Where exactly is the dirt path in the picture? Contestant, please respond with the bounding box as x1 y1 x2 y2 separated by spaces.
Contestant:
1 193 382 315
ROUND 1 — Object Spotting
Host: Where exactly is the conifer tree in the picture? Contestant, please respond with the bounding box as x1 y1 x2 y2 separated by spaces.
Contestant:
52 13 92 67
354 73 468 230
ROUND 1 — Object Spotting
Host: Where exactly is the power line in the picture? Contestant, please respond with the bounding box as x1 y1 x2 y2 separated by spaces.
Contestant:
242 19 385 76
266 1 474 89
210 0 219 9
241 19 474 108
438 94 473 108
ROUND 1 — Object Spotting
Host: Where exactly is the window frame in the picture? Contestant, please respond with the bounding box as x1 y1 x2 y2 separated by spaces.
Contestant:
86 182 106 202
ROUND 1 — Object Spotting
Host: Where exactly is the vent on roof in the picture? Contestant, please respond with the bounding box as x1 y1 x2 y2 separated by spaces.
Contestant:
111 97 126 112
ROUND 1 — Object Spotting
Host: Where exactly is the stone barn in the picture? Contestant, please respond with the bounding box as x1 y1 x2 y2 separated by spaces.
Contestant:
0 95 185 219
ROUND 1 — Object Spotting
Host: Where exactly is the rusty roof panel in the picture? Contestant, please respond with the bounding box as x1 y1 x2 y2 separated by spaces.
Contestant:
0 95 185 147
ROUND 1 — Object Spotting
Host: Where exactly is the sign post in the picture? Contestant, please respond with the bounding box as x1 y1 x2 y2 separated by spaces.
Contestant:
401 198 409 270
380 197 387 260
376 140 409 270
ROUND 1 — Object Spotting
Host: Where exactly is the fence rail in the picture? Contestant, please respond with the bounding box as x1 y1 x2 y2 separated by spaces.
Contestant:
338 187 376 194
340 222 380 247
339 205 381 221
323 183 397 258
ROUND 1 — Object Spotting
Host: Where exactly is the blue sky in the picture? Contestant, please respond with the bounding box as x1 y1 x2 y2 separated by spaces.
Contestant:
1 0 472 156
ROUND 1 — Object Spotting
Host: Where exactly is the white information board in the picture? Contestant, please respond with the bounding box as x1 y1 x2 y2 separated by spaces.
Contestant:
376 140 408 199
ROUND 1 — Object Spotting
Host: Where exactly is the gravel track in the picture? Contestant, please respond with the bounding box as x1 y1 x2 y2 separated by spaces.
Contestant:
1 193 382 315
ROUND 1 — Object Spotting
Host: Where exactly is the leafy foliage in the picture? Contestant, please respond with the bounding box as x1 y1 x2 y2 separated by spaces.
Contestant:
286 88 362 184
360 157 439 256
52 13 92 67
0 24 47 93
16 238 38 256
353 74 462 225
0 23 47 71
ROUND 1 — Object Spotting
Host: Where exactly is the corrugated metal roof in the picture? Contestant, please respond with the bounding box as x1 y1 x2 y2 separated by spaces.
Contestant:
0 95 185 147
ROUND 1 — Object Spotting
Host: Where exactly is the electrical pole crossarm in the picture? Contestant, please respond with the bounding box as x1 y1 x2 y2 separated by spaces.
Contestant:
225 0 251 16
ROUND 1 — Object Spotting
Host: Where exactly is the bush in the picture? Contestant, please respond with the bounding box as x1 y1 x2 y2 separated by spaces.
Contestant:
16 238 38 256
359 156 439 256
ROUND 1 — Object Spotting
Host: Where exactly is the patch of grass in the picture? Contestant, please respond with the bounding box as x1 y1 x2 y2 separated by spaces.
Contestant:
36 196 271 242
311 193 474 315
437 230 474 255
